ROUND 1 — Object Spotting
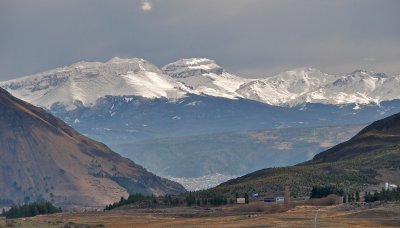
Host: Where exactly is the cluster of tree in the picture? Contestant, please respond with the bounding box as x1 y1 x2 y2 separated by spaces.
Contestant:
105 192 239 211
364 187 400 203
310 186 344 198
1 201 61 219
186 192 230 206
343 191 361 203
104 194 158 210
162 195 181 206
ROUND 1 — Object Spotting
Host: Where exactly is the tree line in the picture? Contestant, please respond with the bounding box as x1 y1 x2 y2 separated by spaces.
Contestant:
104 192 248 211
310 186 344 198
1 201 62 219
364 187 400 203
104 194 159 210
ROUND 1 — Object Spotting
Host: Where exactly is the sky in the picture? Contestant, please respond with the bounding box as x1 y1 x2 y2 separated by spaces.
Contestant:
0 0 399 80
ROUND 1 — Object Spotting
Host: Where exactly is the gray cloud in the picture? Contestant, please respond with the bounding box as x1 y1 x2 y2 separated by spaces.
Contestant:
0 0 399 80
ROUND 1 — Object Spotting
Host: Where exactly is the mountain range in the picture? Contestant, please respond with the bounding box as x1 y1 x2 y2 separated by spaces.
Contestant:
1 58 400 143
0 88 185 208
2 57 400 182
3 57 400 109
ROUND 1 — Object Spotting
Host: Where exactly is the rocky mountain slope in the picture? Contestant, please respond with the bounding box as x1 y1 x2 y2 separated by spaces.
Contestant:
0 88 185 208
207 112 400 197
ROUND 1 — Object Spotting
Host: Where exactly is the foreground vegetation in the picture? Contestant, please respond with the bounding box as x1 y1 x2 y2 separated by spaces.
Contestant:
1 201 61 219
3 202 400 228
104 192 249 210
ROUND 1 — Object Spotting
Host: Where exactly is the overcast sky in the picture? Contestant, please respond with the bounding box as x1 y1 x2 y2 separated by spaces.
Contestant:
0 0 399 80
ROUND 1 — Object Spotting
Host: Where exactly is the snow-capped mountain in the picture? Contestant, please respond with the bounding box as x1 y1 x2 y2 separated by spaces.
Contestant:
162 58 251 99
237 68 400 107
0 57 188 110
2 57 400 109
162 59 400 107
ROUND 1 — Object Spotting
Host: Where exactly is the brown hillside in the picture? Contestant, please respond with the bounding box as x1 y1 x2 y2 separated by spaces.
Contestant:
0 88 185 208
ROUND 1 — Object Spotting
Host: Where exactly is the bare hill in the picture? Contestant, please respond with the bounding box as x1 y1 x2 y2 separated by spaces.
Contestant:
0 88 185 208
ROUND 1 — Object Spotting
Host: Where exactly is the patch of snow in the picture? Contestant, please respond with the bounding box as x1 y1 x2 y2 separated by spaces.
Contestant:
185 101 202 107
172 116 181 120
124 97 134 103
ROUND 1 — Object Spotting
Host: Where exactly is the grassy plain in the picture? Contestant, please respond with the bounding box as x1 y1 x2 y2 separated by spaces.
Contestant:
1 202 400 227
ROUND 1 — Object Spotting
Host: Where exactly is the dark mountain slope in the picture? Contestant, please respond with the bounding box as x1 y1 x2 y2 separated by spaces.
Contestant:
0 88 185 208
206 113 400 197
310 112 400 163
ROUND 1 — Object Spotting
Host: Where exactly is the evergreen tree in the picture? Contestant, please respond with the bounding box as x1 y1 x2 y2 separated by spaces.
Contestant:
244 193 249 204
364 188 400 203
310 186 344 198
1 201 61 219
355 191 360 202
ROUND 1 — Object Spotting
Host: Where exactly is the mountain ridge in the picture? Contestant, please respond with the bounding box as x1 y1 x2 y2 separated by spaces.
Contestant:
2 57 400 110
308 112 400 164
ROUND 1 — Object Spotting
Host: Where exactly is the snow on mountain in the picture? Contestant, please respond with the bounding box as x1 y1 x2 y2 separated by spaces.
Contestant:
1 57 400 110
0 57 188 110
162 59 400 107
236 68 335 106
237 68 400 107
162 58 252 99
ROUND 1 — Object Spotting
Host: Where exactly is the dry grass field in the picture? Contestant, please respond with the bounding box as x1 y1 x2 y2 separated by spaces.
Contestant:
1 202 400 228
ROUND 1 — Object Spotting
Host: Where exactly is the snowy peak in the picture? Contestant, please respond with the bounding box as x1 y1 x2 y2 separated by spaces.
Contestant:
1 57 400 110
237 67 400 107
162 58 251 99
0 58 188 110
162 58 224 78
236 67 336 106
